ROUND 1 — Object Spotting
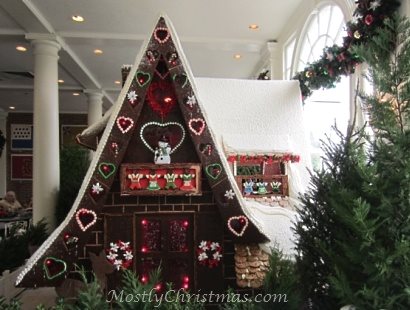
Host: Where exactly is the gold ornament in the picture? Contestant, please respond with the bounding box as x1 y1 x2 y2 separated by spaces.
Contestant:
354 30 361 39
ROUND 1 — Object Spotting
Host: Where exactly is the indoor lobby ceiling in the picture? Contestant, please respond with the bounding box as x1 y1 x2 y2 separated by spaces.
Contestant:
0 0 303 113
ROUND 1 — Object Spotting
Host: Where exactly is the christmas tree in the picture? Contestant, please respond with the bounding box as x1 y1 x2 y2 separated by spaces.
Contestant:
294 15 410 309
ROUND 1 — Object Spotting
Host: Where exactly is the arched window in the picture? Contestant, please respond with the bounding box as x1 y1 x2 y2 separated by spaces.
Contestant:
295 4 350 170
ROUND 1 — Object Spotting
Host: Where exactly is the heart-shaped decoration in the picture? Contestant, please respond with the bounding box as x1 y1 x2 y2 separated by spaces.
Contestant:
126 90 140 108
135 71 151 87
173 73 188 88
199 143 213 156
154 27 170 43
110 142 120 157
43 257 67 280
205 163 222 180
166 51 178 65
146 50 159 63
140 122 186 154
189 118 206 136
76 208 97 232
146 80 177 118
89 182 105 200
116 116 134 134
227 216 249 237
98 162 116 179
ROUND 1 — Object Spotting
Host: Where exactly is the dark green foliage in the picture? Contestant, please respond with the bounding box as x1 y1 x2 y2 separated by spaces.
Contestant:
293 0 400 98
295 15 410 309
56 147 89 224
0 297 21 310
260 249 301 310
0 219 48 273
65 266 109 310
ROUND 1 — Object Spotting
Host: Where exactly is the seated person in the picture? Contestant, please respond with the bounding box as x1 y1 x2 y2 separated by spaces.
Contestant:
0 191 23 216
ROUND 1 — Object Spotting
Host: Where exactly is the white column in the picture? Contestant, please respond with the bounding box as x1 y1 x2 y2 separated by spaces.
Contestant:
0 110 7 195
26 34 61 229
84 90 103 127
84 90 103 159
267 41 282 80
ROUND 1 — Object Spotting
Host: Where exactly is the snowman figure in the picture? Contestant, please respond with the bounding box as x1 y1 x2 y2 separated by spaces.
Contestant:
154 136 171 164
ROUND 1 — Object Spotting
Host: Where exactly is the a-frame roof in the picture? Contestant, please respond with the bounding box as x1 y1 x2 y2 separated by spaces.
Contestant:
16 15 269 287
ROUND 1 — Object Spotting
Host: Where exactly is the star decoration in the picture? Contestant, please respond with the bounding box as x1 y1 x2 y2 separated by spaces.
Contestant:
119 241 130 251
198 252 208 261
127 90 138 103
124 251 133 260
106 252 118 260
199 240 209 250
224 189 235 200
113 259 123 271
109 242 119 252
91 182 104 194
370 0 381 11
186 95 197 108
210 242 220 251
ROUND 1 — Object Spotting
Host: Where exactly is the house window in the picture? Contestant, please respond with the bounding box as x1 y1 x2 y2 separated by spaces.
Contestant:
295 4 350 170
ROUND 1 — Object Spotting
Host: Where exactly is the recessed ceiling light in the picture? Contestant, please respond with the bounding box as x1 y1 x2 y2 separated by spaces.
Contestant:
9 106 16 110
249 24 259 30
114 80 121 85
16 46 27 52
72 15 84 22
72 92 80 96
94 49 103 55
58 79 64 83
234 54 242 59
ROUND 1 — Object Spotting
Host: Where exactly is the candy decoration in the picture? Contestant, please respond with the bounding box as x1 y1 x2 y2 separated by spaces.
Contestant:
166 51 178 65
106 240 133 271
89 182 104 200
63 233 79 252
199 143 212 156
76 208 97 232
224 189 235 200
43 257 67 280
110 142 120 157
185 95 197 109
205 163 222 180
140 121 186 154
197 241 223 268
116 116 134 134
227 216 249 237
136 71 151 87
173 73 188 88
98 162 116 179
146 50 159 63
154 27 170 43
127 90 139 107
188 118 206 136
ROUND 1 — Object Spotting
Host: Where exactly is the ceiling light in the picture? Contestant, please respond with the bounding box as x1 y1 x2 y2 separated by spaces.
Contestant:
94 49 103 55
114 80 121 84
72 15 84 22
249 24 259 30
16 46 27 52
9 106 16 110
58 79 64 83
234 54 242 59
72 92 80 96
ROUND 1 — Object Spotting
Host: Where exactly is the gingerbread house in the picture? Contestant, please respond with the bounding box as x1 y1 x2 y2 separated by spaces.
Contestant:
16 15 310 292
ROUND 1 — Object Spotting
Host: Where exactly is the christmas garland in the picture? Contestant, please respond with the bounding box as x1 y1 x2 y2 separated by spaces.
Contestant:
197 241 223 268
259 0 401 99
227 153 300 164
106 240 133 271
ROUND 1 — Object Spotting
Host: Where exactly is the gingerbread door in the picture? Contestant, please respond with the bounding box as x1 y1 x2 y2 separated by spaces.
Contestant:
134 213 195 291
